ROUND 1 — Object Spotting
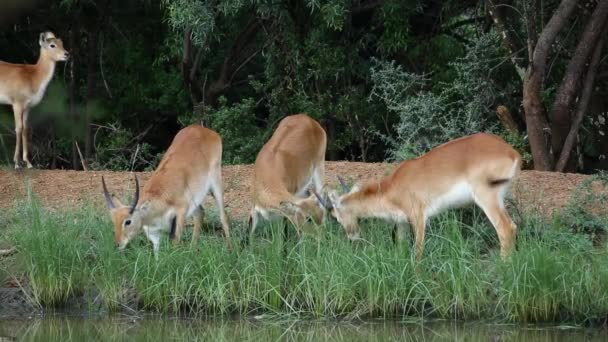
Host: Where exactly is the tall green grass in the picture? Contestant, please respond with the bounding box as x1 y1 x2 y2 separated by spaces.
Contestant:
2 193 608 324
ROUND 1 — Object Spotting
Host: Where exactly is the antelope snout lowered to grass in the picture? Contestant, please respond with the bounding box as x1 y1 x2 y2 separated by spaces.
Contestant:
0 31 70 169
316 133 522 260
249 113 328 239
101 124 231 257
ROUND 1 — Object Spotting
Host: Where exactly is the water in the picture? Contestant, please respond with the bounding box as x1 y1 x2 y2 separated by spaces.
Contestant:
0 316 606 341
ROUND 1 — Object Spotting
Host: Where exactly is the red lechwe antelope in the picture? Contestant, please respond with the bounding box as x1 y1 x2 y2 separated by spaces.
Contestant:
101 124 231 257
320 133 522 260
0 32 69 169
249 113 327 237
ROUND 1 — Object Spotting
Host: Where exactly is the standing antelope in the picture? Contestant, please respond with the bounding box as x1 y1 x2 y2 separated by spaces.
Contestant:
101 124 231 257
0 32 69 169
249 113 327 237
321 133 522 260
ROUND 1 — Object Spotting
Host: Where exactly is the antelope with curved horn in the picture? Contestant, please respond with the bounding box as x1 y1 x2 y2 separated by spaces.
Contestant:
0 31 69 169
249 113 327 237
323 133 522 260
101 124 231 257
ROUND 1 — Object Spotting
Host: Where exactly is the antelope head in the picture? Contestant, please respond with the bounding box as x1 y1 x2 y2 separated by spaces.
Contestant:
39 31 70 62
318 176 362 240
101 175 142 250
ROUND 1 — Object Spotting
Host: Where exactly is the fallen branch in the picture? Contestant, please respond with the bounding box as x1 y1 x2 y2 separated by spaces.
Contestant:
496 105 520 134
75 141 88 171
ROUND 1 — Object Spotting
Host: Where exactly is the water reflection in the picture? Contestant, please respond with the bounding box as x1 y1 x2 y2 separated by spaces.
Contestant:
0 316 606 341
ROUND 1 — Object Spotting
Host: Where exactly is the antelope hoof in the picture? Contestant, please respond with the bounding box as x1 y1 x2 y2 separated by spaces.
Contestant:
26 162 33 169
347 232 360 241
14 162 22 170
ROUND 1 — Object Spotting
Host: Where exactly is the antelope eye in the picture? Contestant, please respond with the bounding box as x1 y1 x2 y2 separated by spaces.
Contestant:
50 44 56 48
124 219 132 226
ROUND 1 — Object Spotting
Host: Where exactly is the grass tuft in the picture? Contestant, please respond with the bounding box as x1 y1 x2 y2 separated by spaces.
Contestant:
2 191 608 324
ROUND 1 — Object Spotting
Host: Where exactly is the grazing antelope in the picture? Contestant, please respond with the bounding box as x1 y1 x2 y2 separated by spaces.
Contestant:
0 32 69 169
249 113 327 237
320 133 522 260
101 124 231 257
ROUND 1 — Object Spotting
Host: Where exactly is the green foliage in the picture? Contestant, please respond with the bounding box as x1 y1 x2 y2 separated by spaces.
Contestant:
162 0 217 46
180 97 264 164
91 122 162 171
378 0 420 54
371 31 519 159
3 0 543 169
501 130 533 165
557 171 608 239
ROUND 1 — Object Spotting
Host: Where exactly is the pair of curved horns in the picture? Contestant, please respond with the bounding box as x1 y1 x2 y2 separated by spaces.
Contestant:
337 176 349 193
312 176 351 210
312 189 332 210
101 175 140 214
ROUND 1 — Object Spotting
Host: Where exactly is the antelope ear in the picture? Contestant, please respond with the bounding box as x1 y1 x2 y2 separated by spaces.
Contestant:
39 32 56 46
111 195 125 208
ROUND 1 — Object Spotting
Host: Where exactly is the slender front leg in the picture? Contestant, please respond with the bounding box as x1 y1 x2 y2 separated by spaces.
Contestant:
247 207 259 246
144 227 161 260
21 109 33 169
172 211 186 246
12 104 24 169
395 222 409 243
191 206 204 247
411 215 427 262
211 173 232 249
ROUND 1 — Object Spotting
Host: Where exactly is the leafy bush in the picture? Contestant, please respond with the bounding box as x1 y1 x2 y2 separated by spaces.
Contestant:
557 172 608 244
91 122 162 171
370 31 520 159
180 97 264 165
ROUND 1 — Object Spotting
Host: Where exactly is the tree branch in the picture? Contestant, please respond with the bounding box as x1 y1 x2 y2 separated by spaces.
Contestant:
522 0 578 170
203 18 264 107
486 0 526 79
555 23 608 172
525 0 538 64
549 0 608 168
530 0 577 74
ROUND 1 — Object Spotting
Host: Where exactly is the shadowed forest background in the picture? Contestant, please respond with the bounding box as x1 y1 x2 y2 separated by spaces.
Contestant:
0 0 607 173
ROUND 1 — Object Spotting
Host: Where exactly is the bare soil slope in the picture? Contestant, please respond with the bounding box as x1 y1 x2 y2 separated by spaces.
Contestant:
0 162 599 220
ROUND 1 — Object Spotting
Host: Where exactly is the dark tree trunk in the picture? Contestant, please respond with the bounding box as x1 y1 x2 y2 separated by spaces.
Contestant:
549 0 608 171
181 17 264 121
522 0 577 170
555 23 608 172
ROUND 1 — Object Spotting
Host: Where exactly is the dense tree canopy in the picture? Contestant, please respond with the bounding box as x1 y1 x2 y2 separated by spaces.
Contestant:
0 0 607 173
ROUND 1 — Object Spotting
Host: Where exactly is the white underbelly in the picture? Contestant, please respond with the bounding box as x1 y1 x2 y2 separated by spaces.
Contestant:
185 176 212 217
145 210 176 233
424 182 473 218
0 93 11 105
